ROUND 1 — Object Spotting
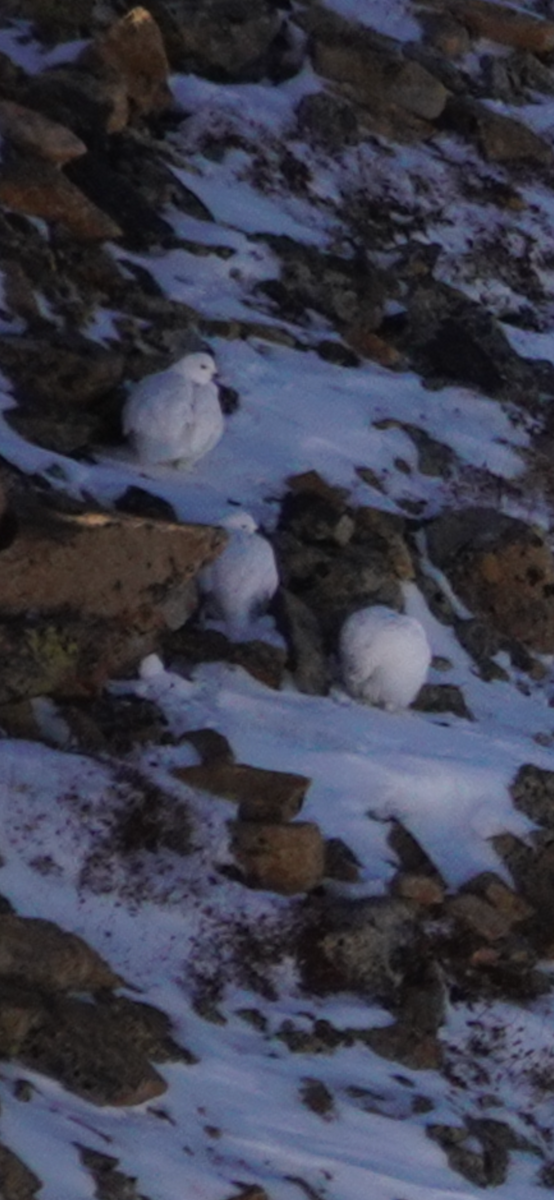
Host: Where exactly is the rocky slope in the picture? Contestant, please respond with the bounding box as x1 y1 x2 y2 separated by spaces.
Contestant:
5 0 554 1196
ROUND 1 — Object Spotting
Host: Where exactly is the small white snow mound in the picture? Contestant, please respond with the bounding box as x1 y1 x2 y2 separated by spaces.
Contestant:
339 605 432 711
199 511 279 640
139 653 165 680
122 351 224 468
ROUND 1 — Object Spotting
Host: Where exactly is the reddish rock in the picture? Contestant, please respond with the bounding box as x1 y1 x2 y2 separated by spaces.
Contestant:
81 6 173 117
451 0 554 54
231 821 325 894
0 100 86 165
0 154 122 241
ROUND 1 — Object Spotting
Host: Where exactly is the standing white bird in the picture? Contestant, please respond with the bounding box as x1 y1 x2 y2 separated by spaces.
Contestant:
199 512 279 641
122 351 224 468
339 605 431 711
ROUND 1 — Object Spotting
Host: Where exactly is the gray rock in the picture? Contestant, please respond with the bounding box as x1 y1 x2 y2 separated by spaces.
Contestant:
300 895 419 1001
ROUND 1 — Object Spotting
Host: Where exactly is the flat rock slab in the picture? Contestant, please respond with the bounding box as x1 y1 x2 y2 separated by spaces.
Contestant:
174 761 311 822
0 510 224 625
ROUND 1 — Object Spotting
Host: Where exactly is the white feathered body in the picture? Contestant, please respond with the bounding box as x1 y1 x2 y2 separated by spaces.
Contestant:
122 352 224 468
339 605 431 711
200 514 279 640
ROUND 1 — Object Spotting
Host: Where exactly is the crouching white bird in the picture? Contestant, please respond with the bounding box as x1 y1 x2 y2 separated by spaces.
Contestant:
122 351 224 468
339 605 431 711
199 512 279 641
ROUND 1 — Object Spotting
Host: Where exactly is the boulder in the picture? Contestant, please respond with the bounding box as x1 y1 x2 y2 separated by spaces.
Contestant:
450 0 554 54
300 895 419 1000
0 915 123 992
0 100 86 164
305 8 448 137
444 96 554 166
426 508 554 652
16 994 167 1106
231 821 325 894
0 153 122 241
80 7 173 117
174 761 310 822
159 0 284 80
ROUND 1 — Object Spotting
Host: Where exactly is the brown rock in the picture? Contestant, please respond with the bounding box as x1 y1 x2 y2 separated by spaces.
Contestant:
231 821 325 894
447 894 513 941
364 1022 443 1069
0 154 122 241
427 509 554 652
0 915 122 992
174 761 310 821
0 509 223 627
0 1142 41 1200
308 10 448 128
392 872 445 907
344 326 404 368
462 872 534 924
0 100 87 164
81 7 173 117
445 96 554 165
450 0 554 54
180 727 235 764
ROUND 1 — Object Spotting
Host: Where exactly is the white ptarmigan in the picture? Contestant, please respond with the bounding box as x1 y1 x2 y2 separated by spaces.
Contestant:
122 351 224 468
199 512 279 641
339 605 431 711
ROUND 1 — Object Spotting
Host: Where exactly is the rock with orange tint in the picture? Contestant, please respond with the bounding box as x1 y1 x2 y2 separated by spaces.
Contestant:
231 821 325 894
451 0 554 54
0 100 87 164
0 155 122 240
81 6 173 117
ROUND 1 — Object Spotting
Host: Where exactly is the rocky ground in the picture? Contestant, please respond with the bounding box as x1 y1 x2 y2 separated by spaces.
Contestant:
6 0 554 1196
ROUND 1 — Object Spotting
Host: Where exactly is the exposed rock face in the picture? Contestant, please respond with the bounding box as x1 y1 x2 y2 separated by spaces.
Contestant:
0 915 122 991
426 508 554 652
306 8 448 135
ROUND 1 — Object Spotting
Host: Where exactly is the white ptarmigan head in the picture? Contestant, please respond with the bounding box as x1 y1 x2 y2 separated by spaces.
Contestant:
122 350 223 469
339 605 431 712
174 352 218 385
199 512 279 641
